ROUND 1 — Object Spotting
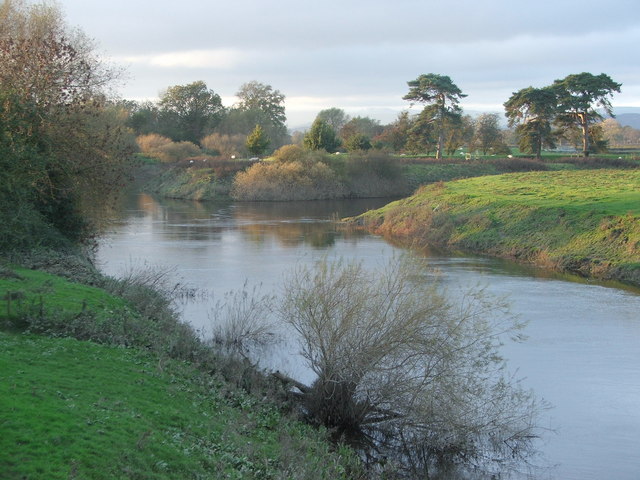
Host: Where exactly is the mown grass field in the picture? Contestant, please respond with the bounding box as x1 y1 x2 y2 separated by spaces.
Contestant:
356 169 640 285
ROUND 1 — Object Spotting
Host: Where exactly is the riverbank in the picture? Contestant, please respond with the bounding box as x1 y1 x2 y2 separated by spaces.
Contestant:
142 154 560 202
351 169 640 286
143 162 235 200
0 259 361 479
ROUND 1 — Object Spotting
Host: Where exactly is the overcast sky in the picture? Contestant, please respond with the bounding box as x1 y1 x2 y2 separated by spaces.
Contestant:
59 0 640 127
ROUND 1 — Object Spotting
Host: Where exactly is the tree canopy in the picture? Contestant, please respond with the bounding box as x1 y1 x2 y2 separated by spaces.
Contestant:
552 72 621 156
504 86 557 158
315 108 350 132
233 81 288 149
157 81 224 143
245 124 270 156
0 0 134 249
471 113 510 155
403 74 466 159
303 119 341 152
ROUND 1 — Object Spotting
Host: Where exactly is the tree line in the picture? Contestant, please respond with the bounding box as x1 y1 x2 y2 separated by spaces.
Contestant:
125 72 626 162
124 80 289 156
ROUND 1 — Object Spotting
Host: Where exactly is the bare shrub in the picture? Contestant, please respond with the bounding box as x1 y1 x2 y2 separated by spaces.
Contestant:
136 133 172 155
232 160 347 201
278 257 542 477
272 144 306 163
200 132 247 158
154 141 201 163
209 284 278 357
136 134 201 163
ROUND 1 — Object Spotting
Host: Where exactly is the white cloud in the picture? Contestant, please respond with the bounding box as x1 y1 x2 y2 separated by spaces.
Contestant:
115 49 245 69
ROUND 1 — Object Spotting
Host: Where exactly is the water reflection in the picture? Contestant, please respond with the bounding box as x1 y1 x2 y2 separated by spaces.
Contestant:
105 193 385 249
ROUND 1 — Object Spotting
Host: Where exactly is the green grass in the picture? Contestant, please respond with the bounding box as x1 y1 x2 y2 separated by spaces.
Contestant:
443 170 640 215
355 169 640 285
0 267 131 325
0 331 359 479
0 263 362 479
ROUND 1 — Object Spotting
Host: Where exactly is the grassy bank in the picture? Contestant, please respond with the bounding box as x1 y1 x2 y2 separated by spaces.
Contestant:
144 154 554 202
0 332 359 479
353 169 640 286
0 263 361 479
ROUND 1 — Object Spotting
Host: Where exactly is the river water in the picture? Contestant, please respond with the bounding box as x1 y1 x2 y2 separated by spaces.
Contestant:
96 193 640 479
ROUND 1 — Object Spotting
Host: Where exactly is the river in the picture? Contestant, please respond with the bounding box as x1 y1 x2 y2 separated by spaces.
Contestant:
96 193 640 479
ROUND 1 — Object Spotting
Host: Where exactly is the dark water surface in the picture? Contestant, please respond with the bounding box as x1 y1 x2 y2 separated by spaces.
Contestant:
97 194 640 479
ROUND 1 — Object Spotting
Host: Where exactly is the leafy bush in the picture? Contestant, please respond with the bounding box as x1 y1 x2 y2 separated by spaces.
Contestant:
554 156 640 169
343 151 410 197
487 157 548 172
346 151 402 179
210 158 257 179
0 3 134 249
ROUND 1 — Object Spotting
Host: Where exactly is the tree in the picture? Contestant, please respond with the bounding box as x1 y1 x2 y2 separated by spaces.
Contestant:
157 81 224 143
599 118 625 146
245 124 270 157
403 74 466 159
376 111 413 152
0 0 134 248
315 107 350 132
339 116 383 143
406 109 437 155
234 81 288 149
552 72 621 157
303 119 341 152
471 113 509 155
599 118 640 146
278 258 541 477
504 87 557 158
444 114 474 156
124 100 160 136
343 133 372 152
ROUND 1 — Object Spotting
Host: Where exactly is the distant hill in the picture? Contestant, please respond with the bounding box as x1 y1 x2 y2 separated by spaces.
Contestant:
615 113 640 129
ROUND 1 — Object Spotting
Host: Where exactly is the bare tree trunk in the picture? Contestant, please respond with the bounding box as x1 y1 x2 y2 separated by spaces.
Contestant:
436 125 444 159
580 113 590 157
